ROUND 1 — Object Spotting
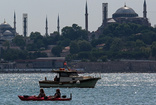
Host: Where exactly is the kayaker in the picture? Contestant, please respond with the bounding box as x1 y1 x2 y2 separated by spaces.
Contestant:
50 89 61 98
37 88 46 97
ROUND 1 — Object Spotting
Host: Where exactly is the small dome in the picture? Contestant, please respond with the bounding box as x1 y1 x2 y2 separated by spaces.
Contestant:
3 30 13 36
113 5 138 18
0 21 12 29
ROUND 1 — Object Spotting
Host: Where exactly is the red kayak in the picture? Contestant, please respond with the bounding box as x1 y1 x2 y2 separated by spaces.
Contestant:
18 94 72 101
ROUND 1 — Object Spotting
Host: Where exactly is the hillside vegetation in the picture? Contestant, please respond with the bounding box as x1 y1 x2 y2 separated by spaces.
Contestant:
1 23 156 61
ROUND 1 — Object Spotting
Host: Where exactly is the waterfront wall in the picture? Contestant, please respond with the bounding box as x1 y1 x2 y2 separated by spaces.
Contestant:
1 60 156 73
69 60 156 73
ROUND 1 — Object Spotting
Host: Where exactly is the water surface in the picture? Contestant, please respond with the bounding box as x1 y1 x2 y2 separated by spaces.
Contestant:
0 73 155 105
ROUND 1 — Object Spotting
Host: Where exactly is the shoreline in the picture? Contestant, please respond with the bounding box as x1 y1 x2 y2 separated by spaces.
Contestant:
0 71 156 73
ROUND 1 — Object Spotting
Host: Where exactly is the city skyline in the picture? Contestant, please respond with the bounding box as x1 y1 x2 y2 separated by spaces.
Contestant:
1 0 156 36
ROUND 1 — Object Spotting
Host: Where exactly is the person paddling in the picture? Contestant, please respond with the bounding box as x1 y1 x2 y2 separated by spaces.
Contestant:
37 88 46 98
50 89 61 98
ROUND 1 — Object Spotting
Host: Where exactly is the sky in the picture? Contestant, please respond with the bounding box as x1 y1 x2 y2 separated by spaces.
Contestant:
1 0 156 36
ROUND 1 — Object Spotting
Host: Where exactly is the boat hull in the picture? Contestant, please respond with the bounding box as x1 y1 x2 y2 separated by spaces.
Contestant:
18 95 71 101
39 78 100 88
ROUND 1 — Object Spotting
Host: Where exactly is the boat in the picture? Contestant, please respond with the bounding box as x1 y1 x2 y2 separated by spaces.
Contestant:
18 94 72 101
39 67 101 88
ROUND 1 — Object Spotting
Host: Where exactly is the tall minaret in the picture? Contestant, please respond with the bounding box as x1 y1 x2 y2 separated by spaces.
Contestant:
143 0 147 18
102 3 108 27
23 13 28 37
45 16 48 36
14 11 16 35
85 1 88 32
57 14 60 35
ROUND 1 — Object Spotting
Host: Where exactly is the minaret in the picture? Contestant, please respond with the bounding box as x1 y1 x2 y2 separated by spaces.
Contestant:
57 14 60 35
143 0 147 18
14 11 16 35
85 1 88 32
102 3 108 27
45 16 48 36
23 13 28 37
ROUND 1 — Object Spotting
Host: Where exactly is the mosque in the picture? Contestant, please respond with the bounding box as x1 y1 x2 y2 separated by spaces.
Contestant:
0 0 151 41
101 0 150 27
86 0 151 40
0 12 16 41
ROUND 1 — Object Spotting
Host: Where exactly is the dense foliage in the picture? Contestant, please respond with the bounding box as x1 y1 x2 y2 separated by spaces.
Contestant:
1 23 156 61
90 23 156 61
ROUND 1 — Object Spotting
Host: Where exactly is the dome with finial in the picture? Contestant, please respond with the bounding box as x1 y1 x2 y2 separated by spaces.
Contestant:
0 20 12 29
113 4 138 18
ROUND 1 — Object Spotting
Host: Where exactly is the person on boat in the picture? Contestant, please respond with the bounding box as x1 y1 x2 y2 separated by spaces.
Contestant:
54 75 58 81
37 88 46 97
50 89 61 98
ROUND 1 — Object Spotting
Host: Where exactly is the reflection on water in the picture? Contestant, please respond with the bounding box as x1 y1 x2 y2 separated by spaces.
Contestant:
0 73 156 105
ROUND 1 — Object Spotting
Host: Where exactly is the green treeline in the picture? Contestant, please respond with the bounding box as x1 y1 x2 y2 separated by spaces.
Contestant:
1 23 156 61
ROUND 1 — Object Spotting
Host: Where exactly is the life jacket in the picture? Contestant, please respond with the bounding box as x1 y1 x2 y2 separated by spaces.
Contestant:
38 93 45 97
54 92 61 98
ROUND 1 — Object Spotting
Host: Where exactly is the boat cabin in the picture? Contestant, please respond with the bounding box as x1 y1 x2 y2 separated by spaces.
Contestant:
53 68 83 82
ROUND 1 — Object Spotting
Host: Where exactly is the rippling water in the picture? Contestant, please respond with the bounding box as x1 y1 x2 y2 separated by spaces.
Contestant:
0 73 155 105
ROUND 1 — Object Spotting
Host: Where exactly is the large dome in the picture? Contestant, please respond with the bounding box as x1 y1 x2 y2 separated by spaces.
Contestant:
0 21 12 29
113 5 138 18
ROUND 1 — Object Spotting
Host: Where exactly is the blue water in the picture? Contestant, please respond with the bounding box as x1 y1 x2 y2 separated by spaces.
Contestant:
0 73 155 105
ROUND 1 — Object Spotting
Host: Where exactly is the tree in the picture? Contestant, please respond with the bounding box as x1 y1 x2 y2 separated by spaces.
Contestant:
61 24 88 40
70 41 79 54
78 52 91 59
58 38 71 47
151 42 156 59
142 31 156 45
51 46 62 57
12 35 25 49
2 41 10 49
28 32 45 50
78 40 92 52
30 32 43 40
3 49 28 61
110 38 123 52
100 56 108 62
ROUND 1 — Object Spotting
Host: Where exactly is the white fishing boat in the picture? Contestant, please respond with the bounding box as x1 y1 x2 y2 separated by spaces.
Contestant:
39 68 101 88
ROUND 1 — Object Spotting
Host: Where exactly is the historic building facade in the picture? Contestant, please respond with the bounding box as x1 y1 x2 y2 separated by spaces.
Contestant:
88 0 150 40
0 12 16 41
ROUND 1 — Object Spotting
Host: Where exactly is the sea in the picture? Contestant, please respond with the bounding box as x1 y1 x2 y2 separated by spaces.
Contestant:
0 73 155 105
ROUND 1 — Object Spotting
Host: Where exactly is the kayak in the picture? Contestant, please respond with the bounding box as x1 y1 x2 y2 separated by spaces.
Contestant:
18 94 72 101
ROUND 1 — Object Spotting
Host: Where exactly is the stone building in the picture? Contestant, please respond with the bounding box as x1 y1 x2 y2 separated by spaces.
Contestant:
0 12 16 41
90 0 150 40
0 20 16 41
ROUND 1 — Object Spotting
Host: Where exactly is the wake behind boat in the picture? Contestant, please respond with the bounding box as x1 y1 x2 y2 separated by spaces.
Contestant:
39 67 101 88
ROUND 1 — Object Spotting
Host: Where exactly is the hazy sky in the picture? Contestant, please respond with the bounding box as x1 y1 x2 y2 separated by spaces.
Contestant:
1 0 156 36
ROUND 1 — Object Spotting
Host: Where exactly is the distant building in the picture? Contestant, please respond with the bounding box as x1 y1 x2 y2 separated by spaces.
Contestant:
0 12 17 41
91 0 151 40
0 20 16 41
15 57 65 69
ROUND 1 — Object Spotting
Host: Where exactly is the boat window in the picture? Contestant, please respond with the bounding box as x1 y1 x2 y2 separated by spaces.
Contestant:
59 73 69 77
69 73 78 76
59 72 78 77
